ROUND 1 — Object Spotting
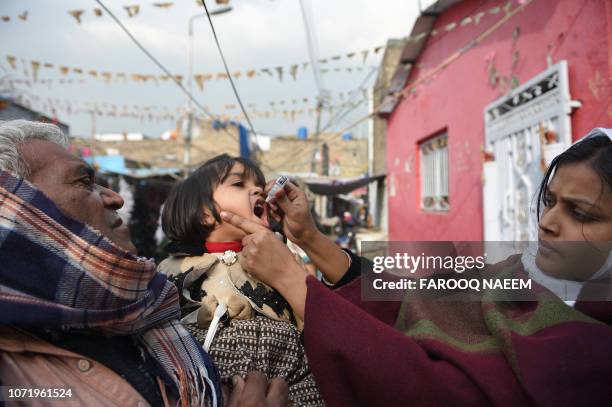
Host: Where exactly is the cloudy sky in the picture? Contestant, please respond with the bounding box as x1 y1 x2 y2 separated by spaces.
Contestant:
1 0 420 138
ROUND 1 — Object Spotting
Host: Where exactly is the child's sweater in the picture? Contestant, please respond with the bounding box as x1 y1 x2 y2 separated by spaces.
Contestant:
158 247 323 406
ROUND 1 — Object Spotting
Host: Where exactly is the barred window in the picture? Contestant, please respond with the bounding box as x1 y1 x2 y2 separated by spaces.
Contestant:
419 133 449 211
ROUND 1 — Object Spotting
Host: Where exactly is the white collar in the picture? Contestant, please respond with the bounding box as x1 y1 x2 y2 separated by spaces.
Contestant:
521 243 612 306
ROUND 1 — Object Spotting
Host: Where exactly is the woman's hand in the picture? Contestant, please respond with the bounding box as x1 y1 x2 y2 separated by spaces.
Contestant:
221 211 309 318
265 180 318 245
265 181 351 284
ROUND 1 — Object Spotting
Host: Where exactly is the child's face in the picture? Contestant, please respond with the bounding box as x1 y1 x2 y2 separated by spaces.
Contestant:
206 162 269 242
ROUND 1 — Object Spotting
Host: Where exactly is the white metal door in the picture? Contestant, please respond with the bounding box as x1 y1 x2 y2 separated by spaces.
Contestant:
483 61 574 241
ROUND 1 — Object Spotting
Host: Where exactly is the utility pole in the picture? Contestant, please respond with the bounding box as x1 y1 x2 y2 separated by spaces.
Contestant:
90 108 97 168
185 7 232 178
310 98 323 174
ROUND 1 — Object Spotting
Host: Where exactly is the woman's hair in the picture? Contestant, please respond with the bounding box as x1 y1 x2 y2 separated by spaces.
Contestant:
162 154 265 244
536 129 612 220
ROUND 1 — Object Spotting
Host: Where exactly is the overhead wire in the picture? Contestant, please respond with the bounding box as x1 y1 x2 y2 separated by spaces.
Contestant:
267 66 384 172
93 0 241 145
297 0 324 97
270 0 538 170
199 0 259 142
318 66 378 134
332 0 537 136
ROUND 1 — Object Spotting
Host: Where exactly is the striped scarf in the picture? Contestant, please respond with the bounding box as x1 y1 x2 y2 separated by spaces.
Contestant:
0 170 221 406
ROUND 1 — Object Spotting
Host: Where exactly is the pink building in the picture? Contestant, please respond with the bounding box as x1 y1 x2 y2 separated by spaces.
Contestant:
381 0 611 241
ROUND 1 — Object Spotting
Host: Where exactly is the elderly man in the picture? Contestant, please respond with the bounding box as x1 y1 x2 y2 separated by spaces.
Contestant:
0 120 287 406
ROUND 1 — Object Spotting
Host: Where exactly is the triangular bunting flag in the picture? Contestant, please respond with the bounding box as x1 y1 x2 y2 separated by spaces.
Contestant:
6 56 17 69
361 49 369 64
124 5 140 18
289 64 298 80
153 2 174 8
194 74 207 90
68 10 85 24
101 72 112 84
30 61 40 82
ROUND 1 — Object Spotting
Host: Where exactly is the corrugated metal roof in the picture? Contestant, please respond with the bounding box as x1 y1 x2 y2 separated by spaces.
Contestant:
378 0 464 115
84 155 180 179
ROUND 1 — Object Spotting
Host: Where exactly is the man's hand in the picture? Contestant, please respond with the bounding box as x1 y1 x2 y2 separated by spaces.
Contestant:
265 180 318 245
223 372 289 407
220 211 308 318
220 211 305 288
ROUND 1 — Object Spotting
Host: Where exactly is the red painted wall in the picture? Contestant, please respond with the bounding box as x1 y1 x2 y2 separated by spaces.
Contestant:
386 0 611 241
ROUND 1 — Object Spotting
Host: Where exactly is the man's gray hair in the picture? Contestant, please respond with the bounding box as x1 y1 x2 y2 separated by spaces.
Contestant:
0 119 69 178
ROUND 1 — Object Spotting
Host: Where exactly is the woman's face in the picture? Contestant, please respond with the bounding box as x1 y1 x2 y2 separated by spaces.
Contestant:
536 162 612 281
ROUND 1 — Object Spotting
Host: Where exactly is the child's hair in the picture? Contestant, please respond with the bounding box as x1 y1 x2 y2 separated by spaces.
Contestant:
162 154 265 244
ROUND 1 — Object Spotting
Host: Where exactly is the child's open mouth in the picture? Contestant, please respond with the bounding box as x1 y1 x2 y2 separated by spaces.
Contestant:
253 198 269 227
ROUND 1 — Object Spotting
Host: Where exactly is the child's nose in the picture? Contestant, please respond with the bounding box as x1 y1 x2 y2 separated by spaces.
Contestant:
251 186 263 196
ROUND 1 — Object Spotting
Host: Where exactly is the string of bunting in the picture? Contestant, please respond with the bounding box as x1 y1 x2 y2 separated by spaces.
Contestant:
0 11 28 22
3 50 382 87
4 0 523 86
331 0 535 139
65 1 231 24
11 92 363 125
1 1 225 24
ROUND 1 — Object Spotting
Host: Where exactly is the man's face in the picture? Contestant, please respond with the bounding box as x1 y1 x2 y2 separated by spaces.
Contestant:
19 139 137 254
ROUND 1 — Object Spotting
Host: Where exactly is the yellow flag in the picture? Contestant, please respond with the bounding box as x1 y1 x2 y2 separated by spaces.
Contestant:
153 2 174 8
68 10 85 24
6 55 17 69
124 5 140 18
30 61 40 81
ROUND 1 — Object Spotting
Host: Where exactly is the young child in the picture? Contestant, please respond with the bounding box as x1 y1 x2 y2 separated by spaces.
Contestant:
158 154 324 406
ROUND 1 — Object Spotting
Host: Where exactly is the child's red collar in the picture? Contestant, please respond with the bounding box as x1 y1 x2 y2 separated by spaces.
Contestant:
205 241 243 253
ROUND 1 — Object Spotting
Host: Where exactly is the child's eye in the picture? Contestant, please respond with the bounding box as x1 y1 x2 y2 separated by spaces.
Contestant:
232 181 244 187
